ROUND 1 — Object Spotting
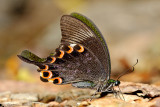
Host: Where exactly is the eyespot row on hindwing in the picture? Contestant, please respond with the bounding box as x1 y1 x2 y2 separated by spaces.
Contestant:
45 44 86 64
38 43 86 85
39 70 64 84
40 76 64 84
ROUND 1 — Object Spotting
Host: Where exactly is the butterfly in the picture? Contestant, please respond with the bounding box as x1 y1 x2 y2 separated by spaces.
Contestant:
18 12 135 96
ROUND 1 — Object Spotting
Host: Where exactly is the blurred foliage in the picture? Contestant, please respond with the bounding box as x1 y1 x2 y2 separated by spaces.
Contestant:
6 55 19 80
54 0 86 12
17 68 36 82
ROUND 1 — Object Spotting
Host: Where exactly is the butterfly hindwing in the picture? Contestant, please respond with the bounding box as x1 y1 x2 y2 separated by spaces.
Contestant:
37 43 106 88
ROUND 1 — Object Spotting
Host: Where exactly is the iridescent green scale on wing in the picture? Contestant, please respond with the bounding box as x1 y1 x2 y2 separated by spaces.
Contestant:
20 50 46 63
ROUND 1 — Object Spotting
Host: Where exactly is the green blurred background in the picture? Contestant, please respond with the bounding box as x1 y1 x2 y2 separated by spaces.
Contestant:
0 0 160 92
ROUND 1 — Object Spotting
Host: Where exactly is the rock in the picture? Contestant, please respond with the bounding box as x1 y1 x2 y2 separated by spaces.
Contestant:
39 93 56 103
10 93 38 102
114 82 160 97
149 97 160 107
2 101 21 107
77 101 91 107
48 101 59 106
31 102 47 107
0 91 11 103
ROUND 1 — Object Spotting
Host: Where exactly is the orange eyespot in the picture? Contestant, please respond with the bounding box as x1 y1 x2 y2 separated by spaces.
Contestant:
40 71 52 79
43 65 48 70
58 50 64 58
50 57 56 63
66 46 73 53
77 45 84 53
48 77 63 84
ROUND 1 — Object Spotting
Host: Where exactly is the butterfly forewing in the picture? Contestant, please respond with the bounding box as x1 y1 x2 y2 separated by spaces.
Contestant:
60 13 111 80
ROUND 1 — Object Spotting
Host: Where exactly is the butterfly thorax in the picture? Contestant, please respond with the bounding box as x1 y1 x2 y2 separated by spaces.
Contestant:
96 79 120 92
108 79 120 86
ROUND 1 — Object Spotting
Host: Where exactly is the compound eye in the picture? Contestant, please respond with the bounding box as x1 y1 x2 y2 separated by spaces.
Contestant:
40 71 52 79
115 80 120 86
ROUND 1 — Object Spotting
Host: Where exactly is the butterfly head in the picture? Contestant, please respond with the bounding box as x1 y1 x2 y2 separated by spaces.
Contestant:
115 80 120 86
108 79 120 86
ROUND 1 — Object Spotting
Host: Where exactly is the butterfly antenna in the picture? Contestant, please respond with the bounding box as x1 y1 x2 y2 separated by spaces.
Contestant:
117 59 138 80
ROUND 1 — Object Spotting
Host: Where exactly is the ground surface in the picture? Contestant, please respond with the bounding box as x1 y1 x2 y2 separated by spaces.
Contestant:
0 81 159 107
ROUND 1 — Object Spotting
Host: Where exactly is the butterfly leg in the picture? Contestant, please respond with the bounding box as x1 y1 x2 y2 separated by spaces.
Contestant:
111 88 118 98
91 82 108 100
112 88 125 100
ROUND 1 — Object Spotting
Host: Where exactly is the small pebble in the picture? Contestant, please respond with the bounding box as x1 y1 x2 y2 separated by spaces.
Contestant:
2 101 21 106
10 93 38 102
48 101 59 106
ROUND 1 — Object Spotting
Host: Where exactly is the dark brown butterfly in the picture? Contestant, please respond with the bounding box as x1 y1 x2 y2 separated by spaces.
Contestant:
18 13 133 95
